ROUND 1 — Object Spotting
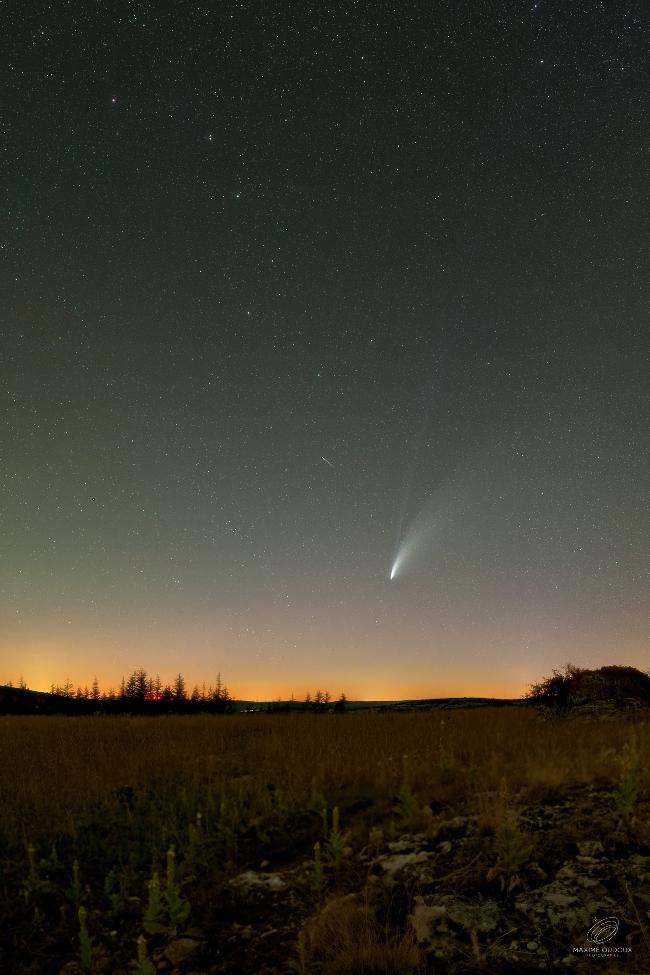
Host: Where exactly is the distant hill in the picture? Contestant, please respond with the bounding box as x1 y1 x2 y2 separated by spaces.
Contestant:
359 696 521 712
526 664 650 712
0 686 521 716
0 685 78 715
236 697 520 712
0 685 524 715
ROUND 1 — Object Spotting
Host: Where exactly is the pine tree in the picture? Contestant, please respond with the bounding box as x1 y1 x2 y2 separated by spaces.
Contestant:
173 673 186 701
334 693 347 713
134 668 147 701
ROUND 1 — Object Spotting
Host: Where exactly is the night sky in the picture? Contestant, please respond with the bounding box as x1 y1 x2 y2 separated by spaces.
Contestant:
3 2 648 699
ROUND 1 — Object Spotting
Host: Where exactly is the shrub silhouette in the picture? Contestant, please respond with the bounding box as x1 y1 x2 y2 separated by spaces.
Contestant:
527 663 650 711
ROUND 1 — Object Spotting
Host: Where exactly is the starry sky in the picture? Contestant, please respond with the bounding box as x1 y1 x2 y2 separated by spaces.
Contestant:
3 1 648 699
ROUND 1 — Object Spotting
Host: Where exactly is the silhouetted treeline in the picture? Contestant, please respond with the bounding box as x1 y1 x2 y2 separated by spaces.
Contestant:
0 674 352 716
0 671 233 715
253 691 347 713
303 690 347 713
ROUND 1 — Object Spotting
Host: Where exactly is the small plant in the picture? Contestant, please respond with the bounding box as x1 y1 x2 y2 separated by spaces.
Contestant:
40 843 62 873
321 806 329 839
290 930 309 974
368 825 384 856
104 868 125 919
143 871 165 934
614 733 644 824
21 842 57 903
438 746 457 784
135 934 156 975
396 755 417 823
143 848 190 934
22 843 39 902
67 859 82 908
187 810 203 869
326 806 345 870
465 761 480 794
487 778 532 891
164 846 190 930
217 798 238 861
310 776 326 813
311 841 324 895
77 906 93 972
624 880 650 957
395 755 432 831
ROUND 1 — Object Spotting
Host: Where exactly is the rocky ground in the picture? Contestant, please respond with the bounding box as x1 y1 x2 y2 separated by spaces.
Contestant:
161 783 650 974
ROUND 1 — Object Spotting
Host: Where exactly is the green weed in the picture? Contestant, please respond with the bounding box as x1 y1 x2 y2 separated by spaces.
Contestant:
614 733 644 824
143 871 165 934
164 845 190 930
290 931 308 974
21 842 57 902
77 906 93 972
135 934 156 975
311 841 324 895
325 806 345 870
486 778 532 891
395 755 432 831
67 858 82 908
368 825 384 857
103 868 125 919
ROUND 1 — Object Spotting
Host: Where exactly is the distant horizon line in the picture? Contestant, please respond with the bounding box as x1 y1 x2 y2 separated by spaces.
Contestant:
0 681 524 706
0 680 525 705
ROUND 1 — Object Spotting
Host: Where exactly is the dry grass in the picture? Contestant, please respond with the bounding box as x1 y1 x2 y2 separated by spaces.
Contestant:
303 894 423 974
1 708 648 847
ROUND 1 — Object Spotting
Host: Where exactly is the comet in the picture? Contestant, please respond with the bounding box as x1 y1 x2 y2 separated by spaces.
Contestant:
389 445 489 582
390 503 448 581
321 455 335 469
388 539 413 581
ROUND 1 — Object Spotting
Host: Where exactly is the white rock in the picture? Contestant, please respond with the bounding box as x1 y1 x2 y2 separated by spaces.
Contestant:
231 870 286 890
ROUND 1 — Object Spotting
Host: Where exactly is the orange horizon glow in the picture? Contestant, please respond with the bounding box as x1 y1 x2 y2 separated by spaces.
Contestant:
4 621 648 707
17 677 526 702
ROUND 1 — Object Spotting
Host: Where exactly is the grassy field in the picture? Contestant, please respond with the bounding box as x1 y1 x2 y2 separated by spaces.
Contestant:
1 708 649 973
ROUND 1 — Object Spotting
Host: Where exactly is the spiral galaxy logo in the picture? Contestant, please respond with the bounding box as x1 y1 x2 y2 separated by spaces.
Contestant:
586 917 619 944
